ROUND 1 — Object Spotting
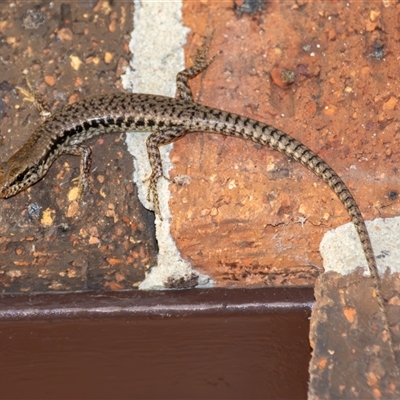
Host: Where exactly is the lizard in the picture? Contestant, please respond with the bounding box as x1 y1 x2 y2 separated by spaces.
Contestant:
0 37 397 371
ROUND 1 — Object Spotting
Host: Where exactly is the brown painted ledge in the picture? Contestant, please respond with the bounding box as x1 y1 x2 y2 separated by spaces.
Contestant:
0 287 313 400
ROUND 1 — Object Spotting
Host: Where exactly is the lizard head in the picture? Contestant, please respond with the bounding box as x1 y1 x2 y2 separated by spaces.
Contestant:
0 160 39 199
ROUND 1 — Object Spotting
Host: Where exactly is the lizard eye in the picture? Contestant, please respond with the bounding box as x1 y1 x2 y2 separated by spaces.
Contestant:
15 173 24 182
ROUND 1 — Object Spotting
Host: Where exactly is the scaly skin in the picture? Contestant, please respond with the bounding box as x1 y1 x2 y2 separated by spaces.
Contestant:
0 92 382 303
0 39 396 373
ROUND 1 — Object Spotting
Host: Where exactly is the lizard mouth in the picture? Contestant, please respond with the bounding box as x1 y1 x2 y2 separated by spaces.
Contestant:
0 184 10 199
0 166 10 199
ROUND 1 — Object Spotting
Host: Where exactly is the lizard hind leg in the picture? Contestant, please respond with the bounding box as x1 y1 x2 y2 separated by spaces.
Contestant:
144 127 187 217
175 34 221 102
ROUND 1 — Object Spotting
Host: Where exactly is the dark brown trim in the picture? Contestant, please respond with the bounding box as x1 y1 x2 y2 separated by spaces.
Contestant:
0 288 313 399
0 287 314 321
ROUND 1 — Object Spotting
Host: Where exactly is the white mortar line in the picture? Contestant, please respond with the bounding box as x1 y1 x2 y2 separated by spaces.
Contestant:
121 0 213 290
321 216 400 276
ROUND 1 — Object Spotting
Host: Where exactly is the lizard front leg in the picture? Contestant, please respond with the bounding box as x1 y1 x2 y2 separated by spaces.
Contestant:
175 35 221 102
17 80 52 122
60 144 92 199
